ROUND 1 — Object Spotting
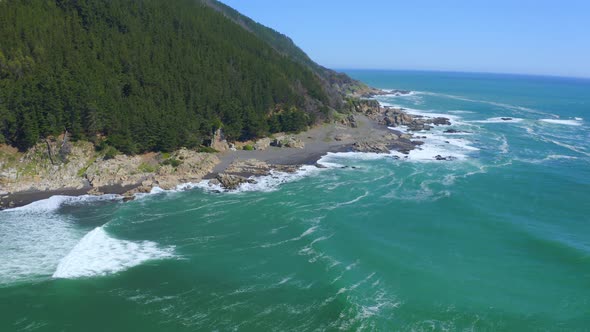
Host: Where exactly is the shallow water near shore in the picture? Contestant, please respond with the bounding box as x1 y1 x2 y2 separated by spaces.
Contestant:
1 70 589 331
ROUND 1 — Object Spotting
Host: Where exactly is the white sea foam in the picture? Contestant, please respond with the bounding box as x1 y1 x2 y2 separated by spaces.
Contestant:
427 133 479 151
332 115 479 163
53 227 175 279
547 154 578 160
471 117 524 124
403 109 463 122
516 154 578 164
259 226 319 249
0 216 83 284
377 100 395 107
1 195 120 284
499 135 509 154
201 167 314 194
321 151 393 162
380 91 417 97
546 139 590 157
4 194 121 214
336 191 369 207
448 110 475 114
194 161 350 194
389 131 479 162
415 91 557 117
521 125 590 158
540 118 583 126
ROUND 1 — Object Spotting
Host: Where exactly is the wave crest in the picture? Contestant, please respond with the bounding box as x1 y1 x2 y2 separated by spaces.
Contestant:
53 227 175 279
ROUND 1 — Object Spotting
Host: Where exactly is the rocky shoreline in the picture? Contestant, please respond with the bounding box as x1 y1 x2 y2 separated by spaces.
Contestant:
0 94 451 210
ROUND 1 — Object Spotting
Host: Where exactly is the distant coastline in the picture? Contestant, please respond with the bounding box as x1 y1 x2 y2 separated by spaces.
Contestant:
340 68 590 81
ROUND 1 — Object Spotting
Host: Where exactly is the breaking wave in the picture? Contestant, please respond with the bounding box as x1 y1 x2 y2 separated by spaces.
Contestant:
53 227 175 279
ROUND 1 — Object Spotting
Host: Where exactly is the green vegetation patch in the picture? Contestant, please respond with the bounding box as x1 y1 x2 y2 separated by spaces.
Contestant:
196 146 218 153
161 158 182 168
137 162 157 173
77 156 98 178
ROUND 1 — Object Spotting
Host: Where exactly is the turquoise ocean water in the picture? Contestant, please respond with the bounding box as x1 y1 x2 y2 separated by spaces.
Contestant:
1 70 589 331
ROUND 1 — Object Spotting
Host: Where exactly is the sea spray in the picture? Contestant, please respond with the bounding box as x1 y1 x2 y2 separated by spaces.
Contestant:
53 227 175 279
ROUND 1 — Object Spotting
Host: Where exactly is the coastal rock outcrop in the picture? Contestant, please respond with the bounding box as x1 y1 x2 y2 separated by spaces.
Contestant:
272 136 305 149
0 139 93 193
204 158 300 190
86 149 220 191
350 99 451 132
211 129 229 152
352 141 391 154
359 89 412 98
383 109 415 127
214 173 256 190
444 129 462 134
340 114 358 128
254 138 271 151
224 159 299 176
0 143 220 209
381 108 450 131
434 155 458 161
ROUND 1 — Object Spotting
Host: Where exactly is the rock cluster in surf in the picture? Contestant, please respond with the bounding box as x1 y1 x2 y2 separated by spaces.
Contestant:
208 159 300 191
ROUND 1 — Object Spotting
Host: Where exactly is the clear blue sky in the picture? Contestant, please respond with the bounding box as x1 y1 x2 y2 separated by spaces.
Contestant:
220 0 590 78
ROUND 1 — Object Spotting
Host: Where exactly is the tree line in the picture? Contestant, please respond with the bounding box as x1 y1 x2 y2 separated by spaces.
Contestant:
0 0 331 153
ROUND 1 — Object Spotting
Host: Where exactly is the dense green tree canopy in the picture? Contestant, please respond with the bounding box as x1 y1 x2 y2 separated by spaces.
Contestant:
0 0 332 152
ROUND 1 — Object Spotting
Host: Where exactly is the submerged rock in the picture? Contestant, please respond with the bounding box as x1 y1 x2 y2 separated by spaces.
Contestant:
216 173 256 190
429 117 452 126
434 155 457 161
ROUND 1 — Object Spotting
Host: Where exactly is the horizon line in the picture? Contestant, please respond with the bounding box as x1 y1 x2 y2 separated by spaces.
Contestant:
332 68 590 81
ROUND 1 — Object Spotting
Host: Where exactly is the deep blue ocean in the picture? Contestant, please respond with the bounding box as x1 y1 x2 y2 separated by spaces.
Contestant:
1 70 589 331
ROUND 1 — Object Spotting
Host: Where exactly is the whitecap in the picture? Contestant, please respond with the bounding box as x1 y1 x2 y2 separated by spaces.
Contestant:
229 166 320 193
321 151 393 162
416 91 556 117
390 133 473 162
377 100 395 107
4 194 121 214
470 117 524 124
195 162 344 194
546 139 590 157
540 118 583 126
547 154 578 160
448 110 475 114
385 106 463 123
336 191 369 207
516 154 578 164
499 135 509 154
53 227 175 279
380 91 417 97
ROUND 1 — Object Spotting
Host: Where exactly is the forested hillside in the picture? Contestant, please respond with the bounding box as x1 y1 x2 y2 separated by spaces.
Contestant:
0 0 340 153
204 0 369 107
